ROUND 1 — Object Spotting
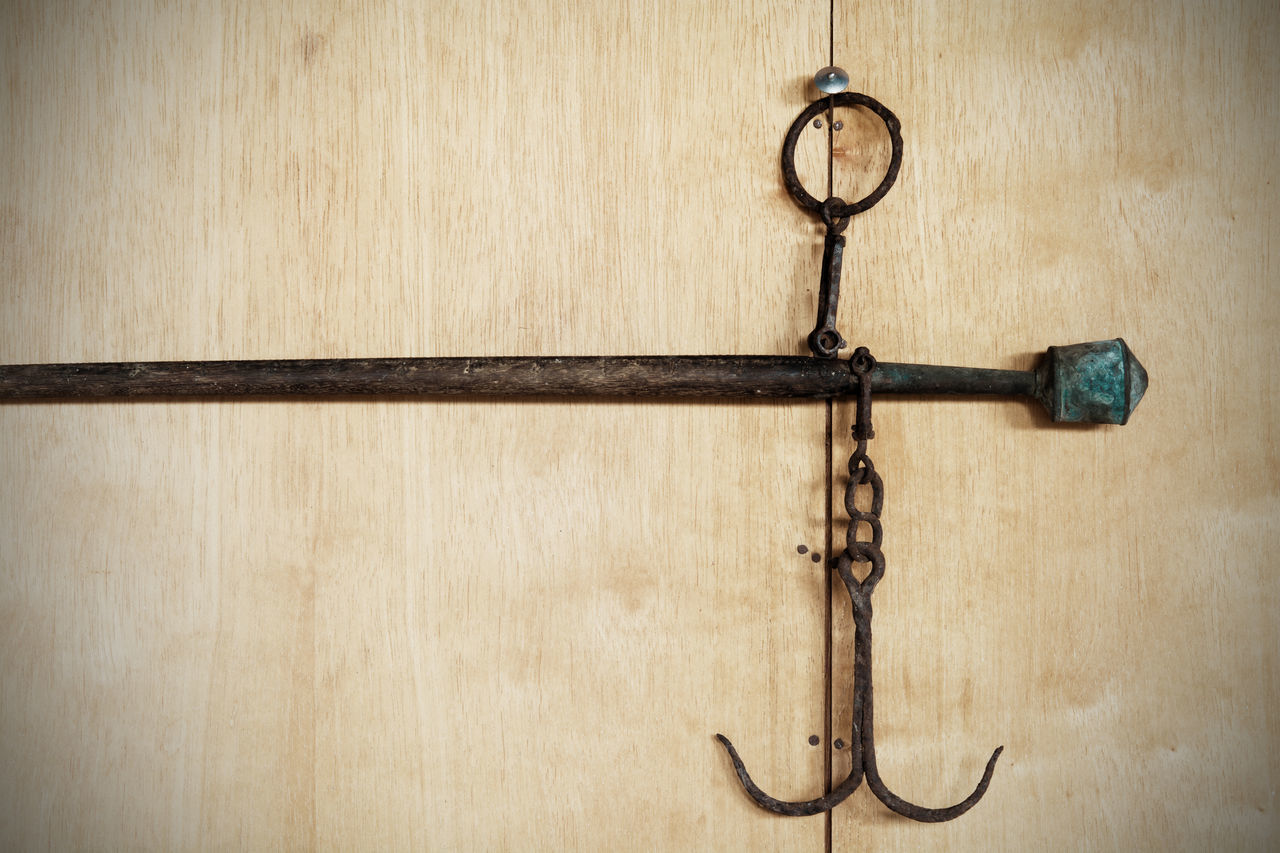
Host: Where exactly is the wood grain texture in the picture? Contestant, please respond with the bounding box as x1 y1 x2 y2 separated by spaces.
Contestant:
0 2 830 849
825 1 1279 850
0 1 1276 851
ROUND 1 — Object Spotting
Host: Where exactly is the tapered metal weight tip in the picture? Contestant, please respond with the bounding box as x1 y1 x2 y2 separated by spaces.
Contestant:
1036 339 1148 425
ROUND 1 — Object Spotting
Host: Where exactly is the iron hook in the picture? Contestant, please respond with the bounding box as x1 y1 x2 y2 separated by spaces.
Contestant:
715 547 1003 821
836 553 1004 823
713 733 863 817
717 352 1002 821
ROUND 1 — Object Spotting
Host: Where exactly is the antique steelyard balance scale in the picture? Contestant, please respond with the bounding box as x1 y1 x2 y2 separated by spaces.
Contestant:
0 53 1146 823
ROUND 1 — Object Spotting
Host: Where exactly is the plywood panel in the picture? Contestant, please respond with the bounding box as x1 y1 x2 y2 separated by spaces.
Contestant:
825 1 1279 850
2 1 1277 851
0 2 834 849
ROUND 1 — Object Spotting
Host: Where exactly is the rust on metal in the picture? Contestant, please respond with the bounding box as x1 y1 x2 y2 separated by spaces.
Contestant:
779 91 903 361
0 347 1145 424
780 92 903 221
715 92 1006 821
716 349 1003 821
0 72 1149 830
0 355 855 400
808 226 849 358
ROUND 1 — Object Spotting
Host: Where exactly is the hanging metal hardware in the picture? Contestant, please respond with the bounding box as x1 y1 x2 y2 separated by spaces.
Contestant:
716 349 1002 820
712 87 1144 822
0 75 1147 827
0 346 1145 423
779 92 904 359
716 89 1007 821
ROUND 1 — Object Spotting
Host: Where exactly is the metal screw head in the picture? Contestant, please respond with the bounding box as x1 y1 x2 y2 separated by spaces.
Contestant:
814 65 849 94
832 120 844 131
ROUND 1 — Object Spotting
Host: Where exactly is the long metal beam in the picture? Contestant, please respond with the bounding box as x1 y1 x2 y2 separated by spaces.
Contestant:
0 339 1146 424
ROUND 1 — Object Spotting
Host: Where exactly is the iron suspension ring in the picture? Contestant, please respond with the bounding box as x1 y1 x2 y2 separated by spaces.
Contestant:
780 92 904 220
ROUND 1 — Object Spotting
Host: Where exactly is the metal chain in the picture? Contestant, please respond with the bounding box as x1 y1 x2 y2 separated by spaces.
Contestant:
836 346 884 596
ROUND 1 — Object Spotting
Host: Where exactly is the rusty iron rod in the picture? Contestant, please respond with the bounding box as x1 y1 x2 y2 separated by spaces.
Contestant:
0 355 1035 402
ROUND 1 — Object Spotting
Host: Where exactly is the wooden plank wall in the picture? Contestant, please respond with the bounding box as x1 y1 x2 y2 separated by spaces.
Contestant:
0 2 1275 850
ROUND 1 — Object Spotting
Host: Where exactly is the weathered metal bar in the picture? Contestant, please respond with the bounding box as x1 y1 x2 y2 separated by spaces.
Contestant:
0 339 1147 423
0 355 1024 400
870 362 1033 397
0 356 856 399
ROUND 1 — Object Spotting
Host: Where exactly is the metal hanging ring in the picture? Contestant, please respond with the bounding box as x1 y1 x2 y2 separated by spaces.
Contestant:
781 92 903 220
819 197 851 234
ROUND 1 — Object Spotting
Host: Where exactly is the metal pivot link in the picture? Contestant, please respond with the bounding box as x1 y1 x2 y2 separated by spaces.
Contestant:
779 92 903 358
715 349 1003 821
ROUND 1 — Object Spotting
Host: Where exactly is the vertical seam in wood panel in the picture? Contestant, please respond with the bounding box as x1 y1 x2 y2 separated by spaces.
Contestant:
823 4 836 851
823 400 834 853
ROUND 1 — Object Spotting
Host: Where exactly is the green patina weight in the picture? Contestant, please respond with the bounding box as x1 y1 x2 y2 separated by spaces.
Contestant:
1040 339 1148 425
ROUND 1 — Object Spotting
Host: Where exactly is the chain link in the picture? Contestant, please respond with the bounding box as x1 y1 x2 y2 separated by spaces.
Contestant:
836 347 884 597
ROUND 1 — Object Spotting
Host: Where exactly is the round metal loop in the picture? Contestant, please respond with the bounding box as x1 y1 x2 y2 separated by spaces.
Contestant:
849 346 877 374
781 92 903 220
845 517 883 558
836 545 885 595
819 196 851 234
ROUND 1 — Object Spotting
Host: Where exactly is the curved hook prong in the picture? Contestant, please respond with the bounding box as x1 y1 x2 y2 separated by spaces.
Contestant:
864 744 1003 823
845 565 1003 822
715 734 862 816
